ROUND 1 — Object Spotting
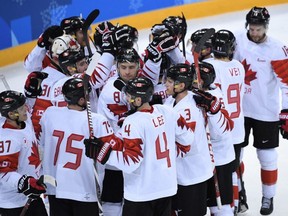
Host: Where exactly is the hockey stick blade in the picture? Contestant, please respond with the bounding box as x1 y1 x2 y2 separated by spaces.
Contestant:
83 9 100 32
83 9 100 57
193 28 215 54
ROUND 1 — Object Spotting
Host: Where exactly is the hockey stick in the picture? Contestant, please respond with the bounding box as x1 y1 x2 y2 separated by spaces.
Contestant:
181 12 186 58
82 74 104 216
83 9 100 58
193 28 222 209
20 175 57 216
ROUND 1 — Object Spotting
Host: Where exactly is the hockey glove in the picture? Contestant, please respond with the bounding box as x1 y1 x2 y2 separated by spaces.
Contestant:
94 21 115 48
84 137 112 164
102 25 131 56
18 175 46 199
192 88 221 114
279 109 288 139
145 33 176 62
37 25 63 50
24 71 48 98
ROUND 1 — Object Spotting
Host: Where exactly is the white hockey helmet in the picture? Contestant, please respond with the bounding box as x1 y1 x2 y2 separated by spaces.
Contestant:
50 34 80 58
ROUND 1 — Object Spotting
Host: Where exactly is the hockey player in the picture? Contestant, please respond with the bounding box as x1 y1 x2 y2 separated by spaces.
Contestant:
208 29 246 214
233 6 288 215
50 48 89 107
26 34 81 139
192 61 236 216
39 78 119 216
0 90 47 216
165 63 234 215
24 16 95 73
85 77 194 216
96 31 177 215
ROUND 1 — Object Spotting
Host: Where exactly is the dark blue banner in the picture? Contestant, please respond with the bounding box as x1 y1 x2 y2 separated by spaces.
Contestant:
0 0 201 50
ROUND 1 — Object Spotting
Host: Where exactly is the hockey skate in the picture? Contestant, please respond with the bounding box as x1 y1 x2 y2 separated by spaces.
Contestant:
260 197 273 215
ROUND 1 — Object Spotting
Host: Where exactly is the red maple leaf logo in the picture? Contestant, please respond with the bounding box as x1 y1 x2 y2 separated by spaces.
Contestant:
107 104 128 116
242 59 257 85
28 141 41 168
271 59 288 85
177 115 190 130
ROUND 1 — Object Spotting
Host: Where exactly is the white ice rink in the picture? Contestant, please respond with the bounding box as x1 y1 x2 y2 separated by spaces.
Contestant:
0 3 288 215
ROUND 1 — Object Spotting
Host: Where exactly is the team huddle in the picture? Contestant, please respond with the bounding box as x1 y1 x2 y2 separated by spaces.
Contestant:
1 5 288 216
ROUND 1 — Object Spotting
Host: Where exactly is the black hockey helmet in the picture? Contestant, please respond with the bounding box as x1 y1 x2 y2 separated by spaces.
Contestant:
60 16 85 35
123 77 154 103
0 90 26 117
58 49 86 75
167 63 193 90
212 29 236 58
117 24 139 50
162 14 187 39
190 28 214 48
191 62 216 89
116 48 140 64
246 6 270 27
62 78 91 105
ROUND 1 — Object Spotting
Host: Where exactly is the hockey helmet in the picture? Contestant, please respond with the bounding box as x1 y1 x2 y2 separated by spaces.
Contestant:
123 77 154 103
162 14 187 39
50 34 80 58
167 63 193 90
190 28 214 48
191 62 216 89
62 78 91 105
212 29 236 58
246 6 270 27
0 90 26 117
116 48 140 64
60 16 85 35
58 49 86 75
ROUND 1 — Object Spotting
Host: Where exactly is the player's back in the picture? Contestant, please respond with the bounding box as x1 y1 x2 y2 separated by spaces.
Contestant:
40 106 110 202
110 104 192 201
207 58 245 144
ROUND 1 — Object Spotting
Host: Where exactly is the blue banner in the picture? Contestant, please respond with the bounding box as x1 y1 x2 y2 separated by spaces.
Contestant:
0 0 202 50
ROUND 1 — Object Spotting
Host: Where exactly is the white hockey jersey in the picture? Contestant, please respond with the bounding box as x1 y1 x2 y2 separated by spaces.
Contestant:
165 92 213 185
206 58 245 145
107 104 193 202
234 31 288 121
0 118 42 208
39 106 115 202
206 87 235 166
